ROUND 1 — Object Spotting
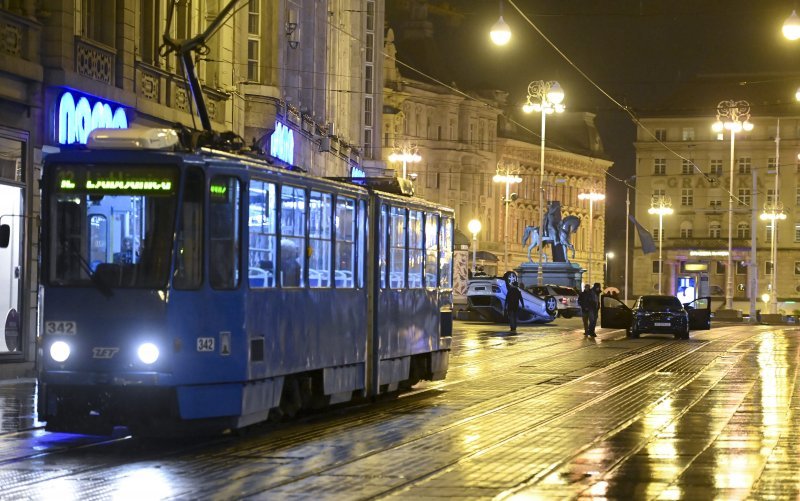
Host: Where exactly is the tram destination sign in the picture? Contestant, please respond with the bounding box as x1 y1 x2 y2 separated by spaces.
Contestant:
54 166 177 195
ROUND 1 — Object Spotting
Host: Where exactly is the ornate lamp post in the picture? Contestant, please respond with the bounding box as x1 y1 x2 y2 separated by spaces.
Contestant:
522 80 565 285
578 191 605 285
760 202 786 314
468 219 482 275
648 196 674 295
388 145 421 179
712 100 753 310
493 164 522 272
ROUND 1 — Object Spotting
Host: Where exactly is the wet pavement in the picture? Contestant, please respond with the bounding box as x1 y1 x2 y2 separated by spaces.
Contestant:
1 319 799 499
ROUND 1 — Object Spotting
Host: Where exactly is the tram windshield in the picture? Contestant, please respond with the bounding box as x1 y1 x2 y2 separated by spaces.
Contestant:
47 164 178 289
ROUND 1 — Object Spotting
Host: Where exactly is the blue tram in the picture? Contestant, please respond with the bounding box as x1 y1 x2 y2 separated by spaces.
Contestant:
37 127 454 435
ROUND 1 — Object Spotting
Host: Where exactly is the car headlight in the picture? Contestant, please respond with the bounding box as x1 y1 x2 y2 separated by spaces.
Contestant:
137 343 160 365
50 341 71 362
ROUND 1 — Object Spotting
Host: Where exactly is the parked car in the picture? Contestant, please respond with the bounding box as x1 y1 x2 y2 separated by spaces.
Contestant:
526 284 581 318
600 294 711 339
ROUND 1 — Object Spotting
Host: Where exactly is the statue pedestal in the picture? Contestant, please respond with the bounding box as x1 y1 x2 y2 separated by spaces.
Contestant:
516 262 584 289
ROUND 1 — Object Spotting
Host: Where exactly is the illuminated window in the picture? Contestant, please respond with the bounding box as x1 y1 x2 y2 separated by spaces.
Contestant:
335 196 356 288
682 127 695 140
247 179 276 289
308 191 332 288
425 213 439 288
209 176 241 290
408 210 424 288
439 217 453 288
280 185 306 287
389 206 407 288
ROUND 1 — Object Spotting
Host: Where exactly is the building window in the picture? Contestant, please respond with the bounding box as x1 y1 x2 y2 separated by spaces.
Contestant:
766 221 774 242
651 189 665 203
768 157 777 171
765 261 773 275
653 228 661 240
796 187 800 206
709 198 722 209
738 157 751 174
766 188 776 205
737 222 749 239
681 188 693 206
709 159 723 176
716 261 725 275
247 0 260 81
682 159 694 175
682 127 695 140
140 0 160 65
709 222 721 238
795 261 800 275
654 158 666 175
81 0 115 46
680 222 693 238
655 129 667 141
795 223 800 242
652 260 661 273
736 261 747 275
738 189 750 206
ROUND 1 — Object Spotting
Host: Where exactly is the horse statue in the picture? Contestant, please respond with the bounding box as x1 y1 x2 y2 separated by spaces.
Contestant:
522 214 581 263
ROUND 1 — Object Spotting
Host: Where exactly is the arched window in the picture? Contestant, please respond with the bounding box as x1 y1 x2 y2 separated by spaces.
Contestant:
737 222 750 239
680 221 693 238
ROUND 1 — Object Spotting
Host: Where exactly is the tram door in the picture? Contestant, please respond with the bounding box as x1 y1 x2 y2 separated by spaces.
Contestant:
0 184 22 352
676 276 697 304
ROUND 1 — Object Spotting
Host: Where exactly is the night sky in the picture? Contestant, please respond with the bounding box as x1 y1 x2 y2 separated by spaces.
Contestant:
387 0 800 273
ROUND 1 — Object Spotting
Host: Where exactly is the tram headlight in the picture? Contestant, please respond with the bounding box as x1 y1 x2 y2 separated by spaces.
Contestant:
137 342 160 365
50 341 71 363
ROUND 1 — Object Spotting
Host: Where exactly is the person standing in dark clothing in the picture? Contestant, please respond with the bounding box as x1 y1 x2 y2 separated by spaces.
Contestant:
588 283 603 336
578 284 597 337
504 278 524 332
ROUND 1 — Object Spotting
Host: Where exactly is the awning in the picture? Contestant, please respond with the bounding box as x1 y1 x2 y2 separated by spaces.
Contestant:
475 250 499 262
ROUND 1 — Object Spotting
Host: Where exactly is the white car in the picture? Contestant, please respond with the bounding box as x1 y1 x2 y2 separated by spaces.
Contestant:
466 277 558 324
526 284 581 318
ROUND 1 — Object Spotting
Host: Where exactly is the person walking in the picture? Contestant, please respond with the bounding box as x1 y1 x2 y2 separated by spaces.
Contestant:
588 282 603 336
504 277 524 332
578 284 597 337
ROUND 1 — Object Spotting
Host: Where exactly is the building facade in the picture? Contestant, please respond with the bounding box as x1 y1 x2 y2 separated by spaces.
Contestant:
634 108 800 313
0 0 382 376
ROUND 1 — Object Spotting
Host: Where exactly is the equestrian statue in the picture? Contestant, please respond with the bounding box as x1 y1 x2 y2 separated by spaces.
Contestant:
521 201 581 263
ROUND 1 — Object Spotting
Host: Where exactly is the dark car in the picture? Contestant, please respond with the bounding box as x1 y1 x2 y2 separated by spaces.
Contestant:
600 294 711 339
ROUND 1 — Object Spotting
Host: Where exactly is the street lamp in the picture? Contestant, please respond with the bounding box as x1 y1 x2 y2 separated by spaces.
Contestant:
388 145 421 179
493 164 522 272
489 0 511 45
578 191 605 286
648 196 674 295
605 251 614 286
468 219 482 275
784 9 800 40
760 202 786 314
712 100 753 310
522 80 565 286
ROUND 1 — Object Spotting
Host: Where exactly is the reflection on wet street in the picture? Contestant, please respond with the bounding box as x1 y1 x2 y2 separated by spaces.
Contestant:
2 320 800 499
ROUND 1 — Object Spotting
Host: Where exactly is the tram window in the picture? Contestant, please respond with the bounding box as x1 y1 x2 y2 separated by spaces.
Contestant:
379 204 387 289
88 215 108 266
424 213 438 288
248 180 276 288
439 217 453 288
335 196 356 288
389 206 406 289
209 175 241 290
357 199 367 288
309 190 332 288
408 210 424 289
280 185 305 287
174 168 204 289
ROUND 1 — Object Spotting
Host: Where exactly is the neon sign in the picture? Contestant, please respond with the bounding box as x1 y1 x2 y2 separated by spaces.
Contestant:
270 122 294 165
58 91 129 145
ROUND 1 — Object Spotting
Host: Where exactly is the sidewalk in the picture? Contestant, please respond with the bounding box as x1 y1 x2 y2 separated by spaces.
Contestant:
0 378 41 434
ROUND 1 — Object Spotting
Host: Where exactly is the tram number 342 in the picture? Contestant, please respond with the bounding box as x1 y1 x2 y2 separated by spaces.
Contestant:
197 337 215 352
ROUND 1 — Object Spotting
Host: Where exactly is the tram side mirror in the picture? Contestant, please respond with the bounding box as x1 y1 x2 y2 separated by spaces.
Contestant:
0 224 9 248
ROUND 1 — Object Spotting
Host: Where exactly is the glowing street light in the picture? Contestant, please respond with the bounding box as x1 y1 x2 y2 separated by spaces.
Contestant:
468 219 482 274
388 146 421 179
489 0 511 45
784 10 800 41
578 191 605 285
648 196 674 295
760 202 786 314
493 165 522 271
713 100 753 310
523 80 565 286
